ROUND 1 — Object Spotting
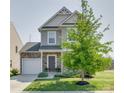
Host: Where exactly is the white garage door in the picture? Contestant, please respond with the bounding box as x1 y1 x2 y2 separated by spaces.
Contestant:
22 58 41 74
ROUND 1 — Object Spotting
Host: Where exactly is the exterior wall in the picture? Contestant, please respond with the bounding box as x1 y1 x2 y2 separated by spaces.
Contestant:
41 30 61 46
10 23 23 71
61 28 67 44
42 52 61 71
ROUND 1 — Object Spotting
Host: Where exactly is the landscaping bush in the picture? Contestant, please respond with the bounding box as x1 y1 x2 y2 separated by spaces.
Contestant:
54 69 94 79
10 68 19 76
38 72 48 77
10 71 13 77
54 70 79 78
55 68 61 72
54 74 70 78
63 70 80 78
44 68 49 72
54 74 66 78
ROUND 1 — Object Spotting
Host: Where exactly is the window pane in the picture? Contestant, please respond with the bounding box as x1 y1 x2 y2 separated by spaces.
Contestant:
49 32 56 38
48 31 56 44
49 38 55 43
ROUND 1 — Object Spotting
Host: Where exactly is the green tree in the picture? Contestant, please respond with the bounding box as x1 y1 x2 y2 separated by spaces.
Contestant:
62 0 113 81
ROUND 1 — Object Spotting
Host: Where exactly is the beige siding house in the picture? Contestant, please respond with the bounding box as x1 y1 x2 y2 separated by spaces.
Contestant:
20 7 78 74
10 22 23 71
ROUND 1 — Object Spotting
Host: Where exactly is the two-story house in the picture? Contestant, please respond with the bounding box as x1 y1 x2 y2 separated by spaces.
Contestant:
20 7 78 74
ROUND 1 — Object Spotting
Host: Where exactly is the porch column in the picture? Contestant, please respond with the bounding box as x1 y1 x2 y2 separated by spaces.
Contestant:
41 52 43 72
61 52 64 73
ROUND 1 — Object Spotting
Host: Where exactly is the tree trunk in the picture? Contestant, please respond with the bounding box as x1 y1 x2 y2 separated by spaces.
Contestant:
80 70 84 81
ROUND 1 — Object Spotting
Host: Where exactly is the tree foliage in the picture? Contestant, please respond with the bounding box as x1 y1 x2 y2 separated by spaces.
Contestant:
62 0 113 80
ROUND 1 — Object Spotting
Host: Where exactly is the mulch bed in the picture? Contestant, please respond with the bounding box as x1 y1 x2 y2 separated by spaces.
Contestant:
76 81 89 86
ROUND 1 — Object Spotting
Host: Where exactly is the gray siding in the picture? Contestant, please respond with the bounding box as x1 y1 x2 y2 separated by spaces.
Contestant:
41 31 47 45
61 28 67 43
41 30 61 46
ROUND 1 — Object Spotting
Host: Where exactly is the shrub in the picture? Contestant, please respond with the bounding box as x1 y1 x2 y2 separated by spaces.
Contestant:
10 72 13 77
54 70 79 78
63 70 80 78
10 68 19 76
55 68 61 72
54 69 94 79
54 74 66 78
44 68 49 72
38 72 48 77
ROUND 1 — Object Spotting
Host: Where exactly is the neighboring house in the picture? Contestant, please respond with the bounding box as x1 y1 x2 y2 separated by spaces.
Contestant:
20 7 79 74
10 22 23 71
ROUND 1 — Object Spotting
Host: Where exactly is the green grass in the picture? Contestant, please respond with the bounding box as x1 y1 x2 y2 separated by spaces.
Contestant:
24 70 114 91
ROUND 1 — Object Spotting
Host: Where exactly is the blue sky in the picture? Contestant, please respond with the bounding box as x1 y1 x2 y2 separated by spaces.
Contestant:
11 0 114 57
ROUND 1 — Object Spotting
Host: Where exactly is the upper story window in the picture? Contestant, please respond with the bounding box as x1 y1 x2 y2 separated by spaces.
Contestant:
15 46 18 53
47 31 56 45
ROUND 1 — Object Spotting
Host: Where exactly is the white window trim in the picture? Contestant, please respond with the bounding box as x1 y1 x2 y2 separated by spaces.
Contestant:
47 31 56 45
47 54 57 69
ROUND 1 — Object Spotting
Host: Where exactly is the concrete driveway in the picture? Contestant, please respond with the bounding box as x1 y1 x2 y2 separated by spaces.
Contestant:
10 74 37 93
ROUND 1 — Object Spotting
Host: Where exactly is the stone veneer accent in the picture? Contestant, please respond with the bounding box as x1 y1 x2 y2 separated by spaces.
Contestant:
21 52 41 58
42 52 61 71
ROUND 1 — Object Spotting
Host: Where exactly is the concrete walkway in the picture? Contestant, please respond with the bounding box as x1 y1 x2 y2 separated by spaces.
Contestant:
10 75 37 93
37 72 57 79
21 91 114 93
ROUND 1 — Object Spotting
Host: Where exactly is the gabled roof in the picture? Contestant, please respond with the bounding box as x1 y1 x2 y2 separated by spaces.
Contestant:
20 42 62 53
38 7 80 31
38 7 72 31
57 6 72 15
60 10 79 26
40 45 61 50
20 42 40 52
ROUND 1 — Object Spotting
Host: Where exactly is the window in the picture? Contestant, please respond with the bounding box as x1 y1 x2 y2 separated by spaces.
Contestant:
16 46 18 53
10 60 12 67
48 31 56 45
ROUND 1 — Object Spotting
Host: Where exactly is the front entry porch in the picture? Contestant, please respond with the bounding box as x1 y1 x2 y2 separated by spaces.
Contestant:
41 51 63 72
47 55 56 72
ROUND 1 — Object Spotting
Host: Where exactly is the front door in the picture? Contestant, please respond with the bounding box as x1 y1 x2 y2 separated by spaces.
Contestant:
48 56 56 72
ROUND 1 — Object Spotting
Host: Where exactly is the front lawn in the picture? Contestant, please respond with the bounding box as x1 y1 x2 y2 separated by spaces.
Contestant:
24 70 114 91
